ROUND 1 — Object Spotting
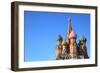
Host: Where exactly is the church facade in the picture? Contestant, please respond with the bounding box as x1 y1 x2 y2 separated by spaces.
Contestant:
56 18 89 60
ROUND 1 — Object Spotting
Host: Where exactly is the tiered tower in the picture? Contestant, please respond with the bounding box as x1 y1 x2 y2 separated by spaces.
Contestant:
66 17 72 39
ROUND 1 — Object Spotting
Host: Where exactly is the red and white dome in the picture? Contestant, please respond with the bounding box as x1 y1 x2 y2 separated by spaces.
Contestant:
69 31 76 39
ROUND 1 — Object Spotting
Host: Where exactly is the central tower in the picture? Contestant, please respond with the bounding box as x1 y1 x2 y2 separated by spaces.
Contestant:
66 17 72 39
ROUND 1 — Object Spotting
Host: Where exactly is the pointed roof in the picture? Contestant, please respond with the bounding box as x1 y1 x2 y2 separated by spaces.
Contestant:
66 17 72 38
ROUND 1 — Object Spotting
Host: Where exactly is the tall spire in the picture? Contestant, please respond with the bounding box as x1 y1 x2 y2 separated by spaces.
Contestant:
66 17 72 38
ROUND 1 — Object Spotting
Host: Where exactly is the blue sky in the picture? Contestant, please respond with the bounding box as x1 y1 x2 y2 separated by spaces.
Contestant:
24 11 90 62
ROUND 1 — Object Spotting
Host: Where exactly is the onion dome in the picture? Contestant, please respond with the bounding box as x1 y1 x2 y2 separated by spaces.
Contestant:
57 35 63 41
80 35 87 42
69 31 77 39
